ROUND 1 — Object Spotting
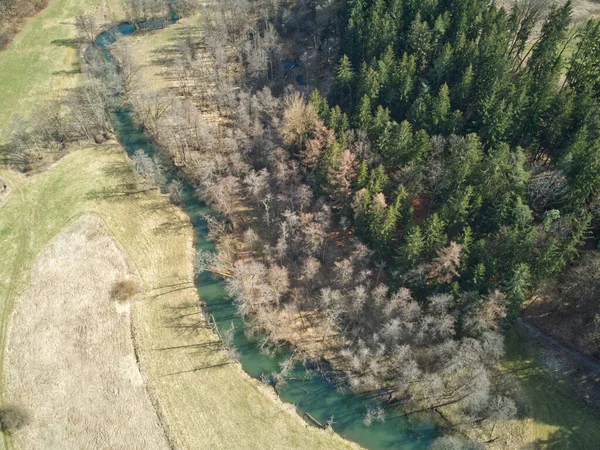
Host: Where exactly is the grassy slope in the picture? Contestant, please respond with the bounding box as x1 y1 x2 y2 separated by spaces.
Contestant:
0 0 123 132
0 146 357 449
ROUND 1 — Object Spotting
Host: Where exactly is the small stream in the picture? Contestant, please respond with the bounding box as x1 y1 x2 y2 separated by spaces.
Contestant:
97 20 437 450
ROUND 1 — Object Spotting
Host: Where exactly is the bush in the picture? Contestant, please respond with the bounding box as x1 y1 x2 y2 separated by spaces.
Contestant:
112 279 140 300
0 405 29 435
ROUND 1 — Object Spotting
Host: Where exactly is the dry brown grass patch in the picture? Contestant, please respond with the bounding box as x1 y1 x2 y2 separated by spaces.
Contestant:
4 214 170 449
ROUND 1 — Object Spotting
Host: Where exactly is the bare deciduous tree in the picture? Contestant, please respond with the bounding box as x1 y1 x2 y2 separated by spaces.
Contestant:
132 149 165 189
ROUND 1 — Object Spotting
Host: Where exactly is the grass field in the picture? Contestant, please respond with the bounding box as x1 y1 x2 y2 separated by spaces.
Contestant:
123 15 201 92
0 0 124 132
0 145 357 449
488 330 600 449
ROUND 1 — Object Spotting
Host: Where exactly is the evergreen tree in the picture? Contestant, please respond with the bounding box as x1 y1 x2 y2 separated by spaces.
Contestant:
370 105 393 156
430 83 455 134
343 0 368 63
459 226 473 253
387 120 413 165
533 239 563 283
356 160 369 189
355 95 373 130
430 42 454 89
508 0 544 68
371 203 399 252
565 128 600 208
333 54 355 109
366 0 396 60
471 262 487 291
527 1 573 79
366 192 387 245
471 86 512 146
394 184 409 211
559 211 592 263
442 185 474 234
377 46 399 109
453 63 474 109
393 184 412 228
407 12 433 70
518 1 572 147
424 213 447 256
472 6 512 104
368 164 389 194
407 94 430 131
357 62 381 102
393 52 417 114
566 20 600 98
310 89 330 119
328 106 350 146
398 225 425 270
353 187 373 233
410 129 431 163
503 262 531 321
446 133 483 192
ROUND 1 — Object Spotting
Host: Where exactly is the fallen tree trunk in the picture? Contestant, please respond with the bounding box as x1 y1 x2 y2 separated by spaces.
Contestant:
304 413 325 429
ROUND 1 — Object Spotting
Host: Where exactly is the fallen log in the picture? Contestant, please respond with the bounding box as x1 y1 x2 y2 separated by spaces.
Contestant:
304 412 325 429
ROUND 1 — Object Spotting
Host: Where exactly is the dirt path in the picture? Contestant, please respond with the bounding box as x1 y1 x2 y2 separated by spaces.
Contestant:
4 215 170 450
516 320 600 375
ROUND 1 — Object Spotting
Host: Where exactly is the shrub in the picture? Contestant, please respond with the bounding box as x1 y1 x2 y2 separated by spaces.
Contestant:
0 405 29 435
112 279 140 300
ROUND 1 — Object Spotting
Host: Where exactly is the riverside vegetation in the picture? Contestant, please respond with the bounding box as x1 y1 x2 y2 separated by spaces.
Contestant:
0 1 360 449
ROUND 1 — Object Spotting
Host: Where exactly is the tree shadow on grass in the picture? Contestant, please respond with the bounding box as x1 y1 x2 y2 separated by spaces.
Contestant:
147 295 235 375
153 219 189 235
84 184 141 201
161 361 234 377
145 283 197 302
506 329 600 449
154 341 220 351
147 25 203 67
52 68 80 76
533 428 577 449
51 38 79 48
84 180 168 205
139 24 205 96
